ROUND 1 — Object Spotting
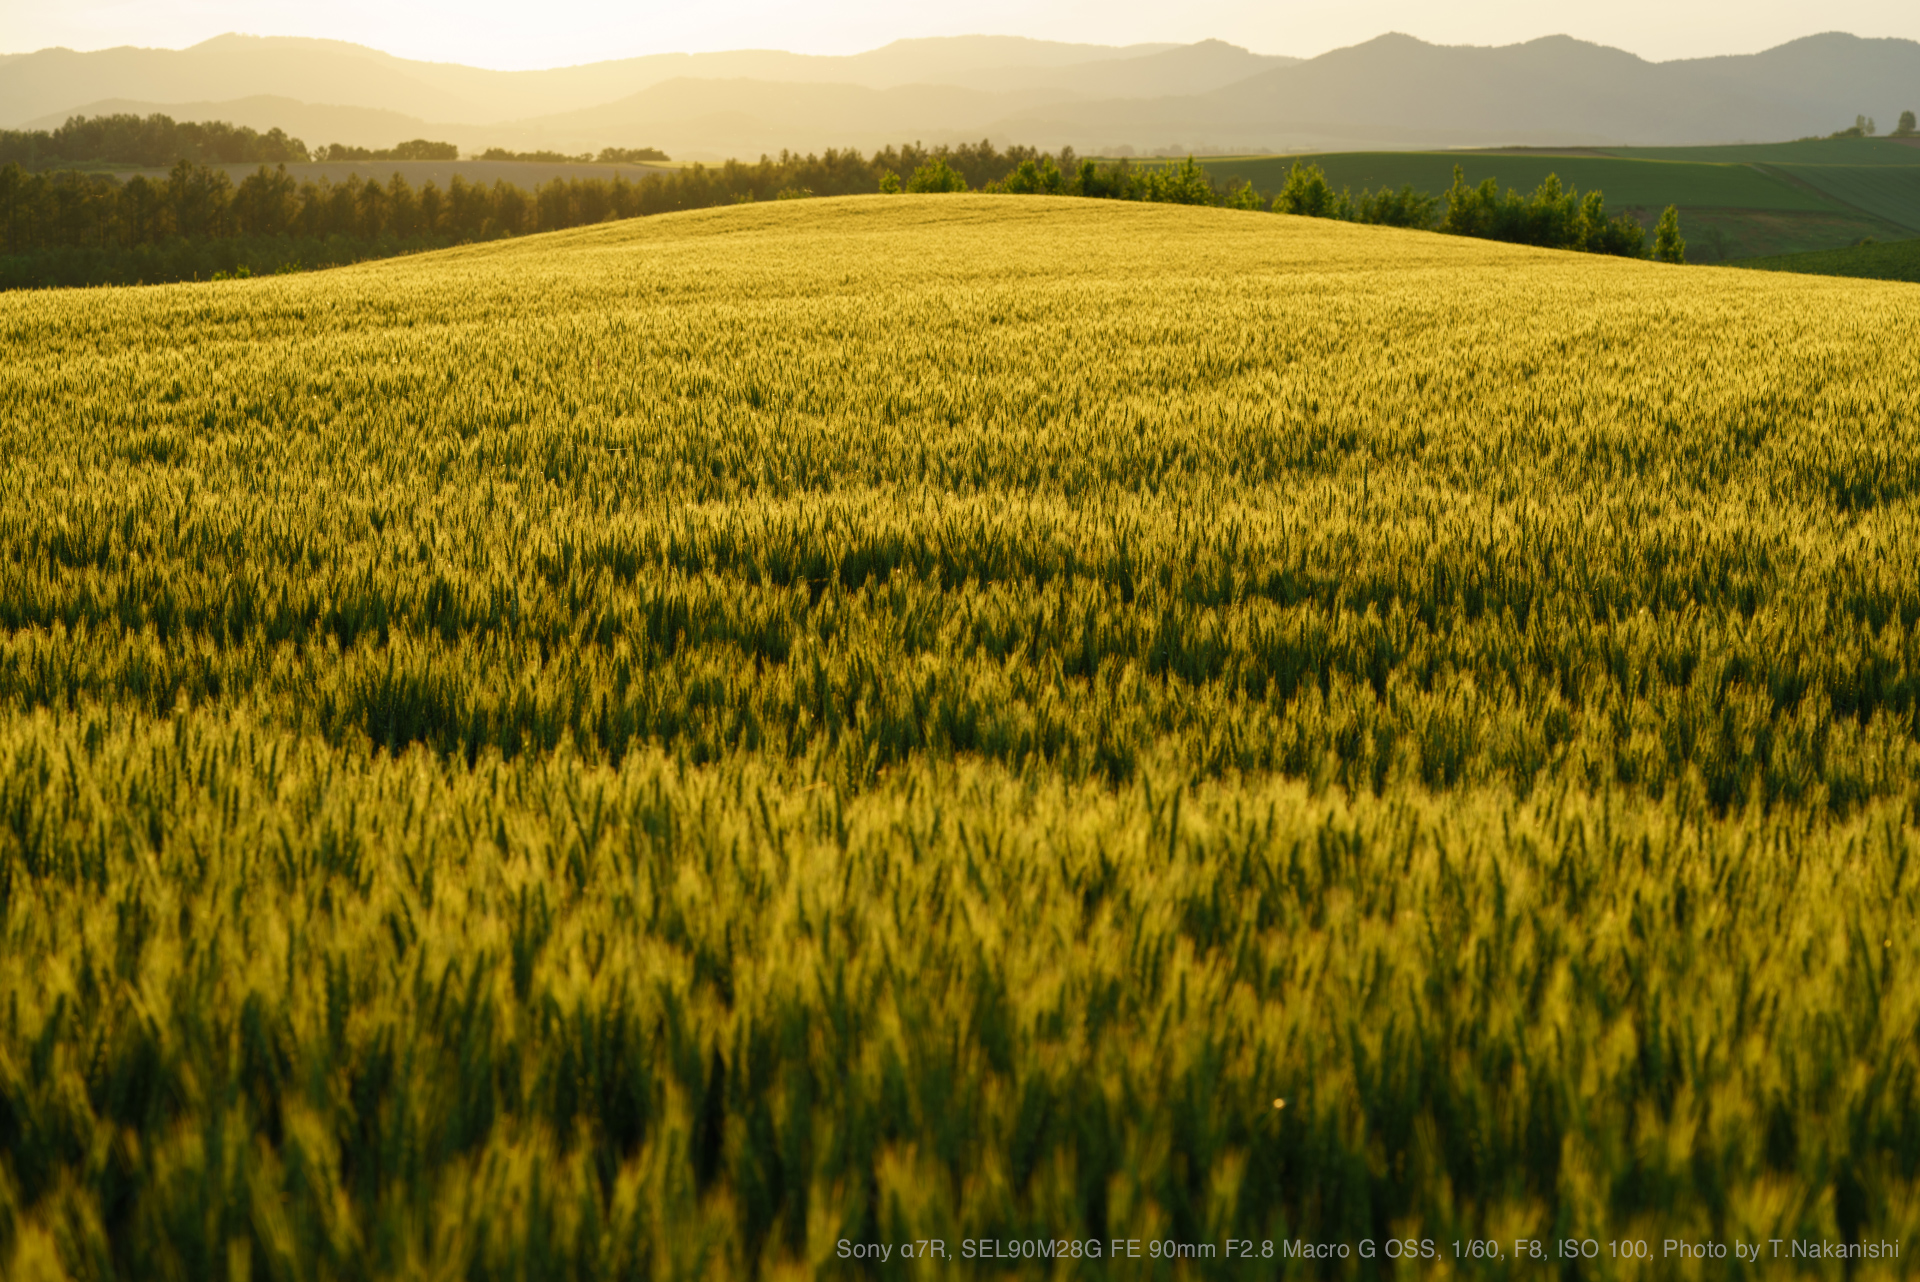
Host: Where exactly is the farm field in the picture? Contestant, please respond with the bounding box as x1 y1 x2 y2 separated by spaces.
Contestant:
1764 164 1920 234
1732 235 1920 283
3 196 1920 1279
1604 138 1920 166
1164 144 1920 259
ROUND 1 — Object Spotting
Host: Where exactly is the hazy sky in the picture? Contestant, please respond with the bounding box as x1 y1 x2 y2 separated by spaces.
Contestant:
3 0 1912 68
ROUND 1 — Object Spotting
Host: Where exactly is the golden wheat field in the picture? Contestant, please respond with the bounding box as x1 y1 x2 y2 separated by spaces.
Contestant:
2 195 1919 1279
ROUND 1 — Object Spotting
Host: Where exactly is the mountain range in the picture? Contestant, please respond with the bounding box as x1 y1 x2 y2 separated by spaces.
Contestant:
3 31 1917 158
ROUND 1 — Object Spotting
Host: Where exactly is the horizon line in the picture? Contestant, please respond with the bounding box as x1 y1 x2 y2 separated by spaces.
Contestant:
1 27 1903 73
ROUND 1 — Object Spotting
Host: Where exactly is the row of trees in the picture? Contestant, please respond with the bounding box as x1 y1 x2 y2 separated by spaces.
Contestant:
0 113 310 169
967 153 1678 264
1264 160 1681 262
479 147 671 164
2 140 1691 288
317 140 459 162
0 144 1039 257
1438 168 1665 257
1819 110 1917 138
0 112 670 172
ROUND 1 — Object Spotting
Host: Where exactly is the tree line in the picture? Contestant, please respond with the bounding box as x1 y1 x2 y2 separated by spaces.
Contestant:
480 147 671 164
1820 111 1918 138
1265 160 1682 261
0 142 1086 287
317 140 460 162
0 113 311 169
981 156 1682 262
2 140 1690 289
0 112 670 172
0 112 466 169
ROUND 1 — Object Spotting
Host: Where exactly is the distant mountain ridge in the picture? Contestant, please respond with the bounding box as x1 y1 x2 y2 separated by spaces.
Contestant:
4 30 1917 158
0 34 1198 129
1027 31 1920 152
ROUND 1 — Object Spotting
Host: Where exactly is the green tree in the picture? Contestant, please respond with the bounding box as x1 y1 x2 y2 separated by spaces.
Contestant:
1653 205 1685 264
1440 165 1508 238
1526 173 1580 248
1075 158 1140 200
230 164 298 237
1352 184 1438 228
1223 179 1263 211
389 139 459 161
1272 161 1347 219
387 174 419 237
1142 157 1216 206
879 171 901 194
165 157 232 239
598 146 670 163
418 182 444 233
904 158 967 193
1002 157 1065 196
1897 110 1917 137
359 177 390 238
117 173 169 245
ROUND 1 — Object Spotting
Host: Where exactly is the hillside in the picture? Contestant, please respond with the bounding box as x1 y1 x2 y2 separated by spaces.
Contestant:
1733 235 1920 281
1168 144 1920 258
3 196 1919 1277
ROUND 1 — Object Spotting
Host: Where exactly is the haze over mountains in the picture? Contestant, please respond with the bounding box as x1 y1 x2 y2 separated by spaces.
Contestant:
4 30 1917 158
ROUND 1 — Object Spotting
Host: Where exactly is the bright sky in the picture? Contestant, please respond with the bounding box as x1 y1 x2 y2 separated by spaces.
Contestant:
3 0 1912 67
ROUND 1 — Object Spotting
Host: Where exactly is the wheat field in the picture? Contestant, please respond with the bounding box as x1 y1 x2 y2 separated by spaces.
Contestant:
2 195 1919 1279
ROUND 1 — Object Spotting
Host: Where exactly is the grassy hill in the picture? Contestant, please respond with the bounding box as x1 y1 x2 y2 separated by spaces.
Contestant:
1605 137 1920 164
3 197 1920 1279
1732 235 1920 282
1764 162 1920 232
1159 138 1920 259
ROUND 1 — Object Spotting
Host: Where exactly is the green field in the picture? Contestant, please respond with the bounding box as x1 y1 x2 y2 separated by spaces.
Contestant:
1732 235 1920 283
4 197 1920 1279
1606 138 1920 165
1766 164 1920 232
1158 142 1920 260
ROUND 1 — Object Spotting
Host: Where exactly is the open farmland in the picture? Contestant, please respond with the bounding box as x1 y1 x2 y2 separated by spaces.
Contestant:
2 196 1920 1279
1604 139 1920 166
1735 235 1920 283
1763 164 1920 235
1168 143 1920 259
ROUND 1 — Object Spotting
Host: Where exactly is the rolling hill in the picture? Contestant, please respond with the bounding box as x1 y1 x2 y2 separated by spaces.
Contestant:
3 194 1919 1276
1733 235 1920 282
